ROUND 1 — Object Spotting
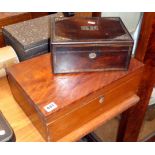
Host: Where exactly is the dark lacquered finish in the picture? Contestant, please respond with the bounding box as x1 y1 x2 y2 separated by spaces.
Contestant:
51 17 133 74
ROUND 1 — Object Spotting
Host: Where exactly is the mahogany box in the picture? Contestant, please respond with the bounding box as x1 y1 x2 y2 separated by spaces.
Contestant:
51 17 134 74
7 54 143 141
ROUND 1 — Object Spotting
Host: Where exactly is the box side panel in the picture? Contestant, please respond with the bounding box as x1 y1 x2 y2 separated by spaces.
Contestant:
7 73 48 141
47 68 143 141
52 43 133 74
3 30 49 61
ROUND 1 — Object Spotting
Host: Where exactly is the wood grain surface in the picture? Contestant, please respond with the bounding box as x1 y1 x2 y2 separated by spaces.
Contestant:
51 17 133 73
0 77 44 142
0 76 140 142
7 53 143 118
117 13 155 142
7 53 144 141
135 13 155 62
52 45 132 73
57 95 140 142
74 12 92 17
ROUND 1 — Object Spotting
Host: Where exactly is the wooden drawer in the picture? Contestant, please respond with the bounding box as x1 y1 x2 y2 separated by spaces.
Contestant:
47 72 141 141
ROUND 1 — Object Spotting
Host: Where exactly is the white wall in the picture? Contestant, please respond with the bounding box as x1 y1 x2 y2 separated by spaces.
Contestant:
101 12 143 54
101 12 141 33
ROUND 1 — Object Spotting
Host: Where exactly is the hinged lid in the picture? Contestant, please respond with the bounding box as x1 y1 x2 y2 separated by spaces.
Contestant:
51 17 133 45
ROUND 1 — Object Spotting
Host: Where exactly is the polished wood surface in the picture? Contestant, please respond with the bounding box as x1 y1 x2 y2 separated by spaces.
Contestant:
0 76 139 142
0 12 95 47
57 95 140 142
30 12 49 19
74 12 92 17
7 53 143 141
135 13 155 62
0 13 31 47
52 17 133 73
7 53 143 118
0 77 44 142
92 12 101 17
117 12 155 141
0 12 48 27
53 17 132 42
0 12 96 47
0 32 5 48
0 13 31 27
52 45 131 73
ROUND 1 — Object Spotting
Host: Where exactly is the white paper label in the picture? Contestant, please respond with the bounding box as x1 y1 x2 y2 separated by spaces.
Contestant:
44 102 57 112
0 130 6 136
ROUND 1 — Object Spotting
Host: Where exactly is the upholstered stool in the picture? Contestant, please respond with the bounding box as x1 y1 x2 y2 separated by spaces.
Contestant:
0 46 19 77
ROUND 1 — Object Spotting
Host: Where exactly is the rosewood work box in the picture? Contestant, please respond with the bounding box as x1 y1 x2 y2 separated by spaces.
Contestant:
51 17 133 74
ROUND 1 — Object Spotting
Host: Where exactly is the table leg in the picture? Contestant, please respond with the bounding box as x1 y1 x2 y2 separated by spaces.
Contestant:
117 65 155 141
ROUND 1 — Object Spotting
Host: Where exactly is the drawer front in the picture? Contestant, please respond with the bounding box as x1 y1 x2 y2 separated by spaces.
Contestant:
47 73 141 141
52 45 132 73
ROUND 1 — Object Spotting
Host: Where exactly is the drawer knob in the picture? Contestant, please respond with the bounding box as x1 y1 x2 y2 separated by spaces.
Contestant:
99 96 104 104
89 52 96 59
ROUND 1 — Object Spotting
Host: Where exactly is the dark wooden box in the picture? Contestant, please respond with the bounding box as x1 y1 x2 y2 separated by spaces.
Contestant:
51 17 134 74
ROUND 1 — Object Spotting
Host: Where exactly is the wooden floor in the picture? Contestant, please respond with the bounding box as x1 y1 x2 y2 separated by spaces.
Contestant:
0 77 44 142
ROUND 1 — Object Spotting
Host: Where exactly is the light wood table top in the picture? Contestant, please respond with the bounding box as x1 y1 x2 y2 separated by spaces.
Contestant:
0 77 44 142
